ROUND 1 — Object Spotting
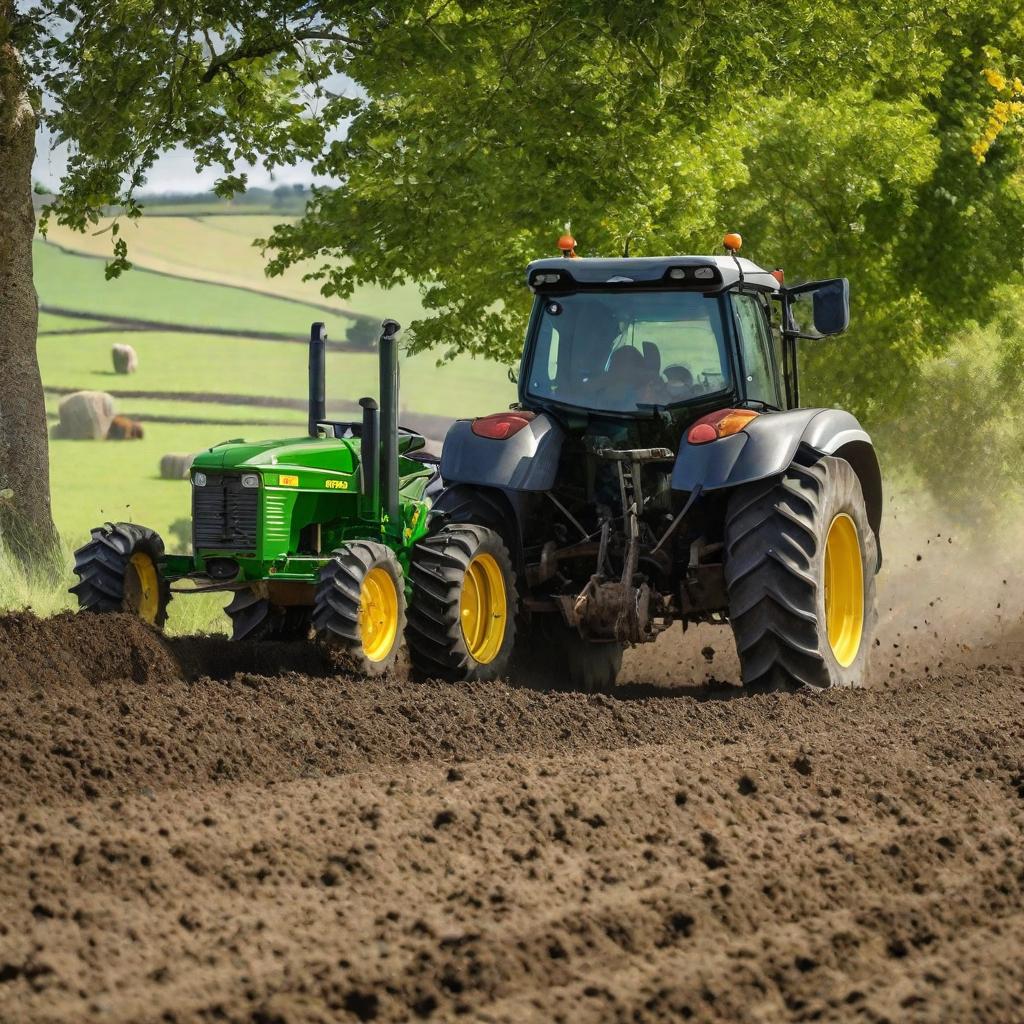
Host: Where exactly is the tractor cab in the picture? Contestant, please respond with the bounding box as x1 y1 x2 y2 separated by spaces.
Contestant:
521 241 849 433
523 281 735 417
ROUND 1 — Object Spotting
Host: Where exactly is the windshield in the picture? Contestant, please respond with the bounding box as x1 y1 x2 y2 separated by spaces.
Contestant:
525 290 730 414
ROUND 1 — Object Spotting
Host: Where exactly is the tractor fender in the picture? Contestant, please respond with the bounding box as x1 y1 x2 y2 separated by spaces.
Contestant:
440 413 565 492
672 408 882 538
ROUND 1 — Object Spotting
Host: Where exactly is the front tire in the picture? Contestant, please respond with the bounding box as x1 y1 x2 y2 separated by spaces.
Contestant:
724 453 877 691
70 523 171 628
406 524 517 682
312 542 406 675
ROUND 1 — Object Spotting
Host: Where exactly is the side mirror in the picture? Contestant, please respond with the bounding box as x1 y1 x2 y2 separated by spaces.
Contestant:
783 278 849 339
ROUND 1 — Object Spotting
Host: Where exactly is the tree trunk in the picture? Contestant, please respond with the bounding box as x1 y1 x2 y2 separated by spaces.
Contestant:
0 39 59 565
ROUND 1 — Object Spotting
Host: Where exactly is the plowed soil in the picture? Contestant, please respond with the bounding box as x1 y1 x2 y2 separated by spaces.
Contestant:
3 502 1024 1023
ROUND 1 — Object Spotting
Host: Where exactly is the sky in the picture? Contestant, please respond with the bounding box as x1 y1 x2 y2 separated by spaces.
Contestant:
23 1 356 195
33 125 325 194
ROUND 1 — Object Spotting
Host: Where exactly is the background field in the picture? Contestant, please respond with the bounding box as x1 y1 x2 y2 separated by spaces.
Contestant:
42 213 430 325
37 209 515 544
31 204 515 630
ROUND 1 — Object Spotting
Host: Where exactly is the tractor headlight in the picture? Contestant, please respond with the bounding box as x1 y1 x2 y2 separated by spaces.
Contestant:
241 473 260 489
193 472 207 487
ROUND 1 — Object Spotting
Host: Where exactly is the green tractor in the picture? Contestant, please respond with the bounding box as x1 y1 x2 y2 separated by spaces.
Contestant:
70 320 437 674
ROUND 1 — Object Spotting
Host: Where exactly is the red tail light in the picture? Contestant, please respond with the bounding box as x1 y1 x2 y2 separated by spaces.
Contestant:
471 411 536 440
687 408 759 445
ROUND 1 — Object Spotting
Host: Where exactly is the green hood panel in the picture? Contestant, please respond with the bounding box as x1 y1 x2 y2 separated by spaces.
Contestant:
192 436 359 475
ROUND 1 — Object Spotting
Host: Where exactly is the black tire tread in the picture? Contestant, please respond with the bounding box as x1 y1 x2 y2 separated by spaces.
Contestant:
724 452 877 691
70 522 171 629
406 524 517 682
312 541 406 675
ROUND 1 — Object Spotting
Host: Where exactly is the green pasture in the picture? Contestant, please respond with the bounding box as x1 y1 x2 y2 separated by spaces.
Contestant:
42 215 430 327
32 421 238 635
44 393 305 428
50 422 233 543
31 214 516 562
37 329 514 420
38 310 106 333
34 242 344 334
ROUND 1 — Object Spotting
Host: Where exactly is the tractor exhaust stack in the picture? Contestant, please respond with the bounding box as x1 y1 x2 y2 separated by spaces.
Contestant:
378 319 401 532
359 397 380 519
308 322 327 438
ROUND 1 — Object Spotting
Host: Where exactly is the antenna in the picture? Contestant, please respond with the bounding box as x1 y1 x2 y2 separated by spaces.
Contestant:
723 232 744 284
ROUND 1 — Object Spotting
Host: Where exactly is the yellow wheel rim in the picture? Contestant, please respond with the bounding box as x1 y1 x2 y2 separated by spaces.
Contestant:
126 552 160 624
460 553 508 665
824 513 864 667
358 567 400 663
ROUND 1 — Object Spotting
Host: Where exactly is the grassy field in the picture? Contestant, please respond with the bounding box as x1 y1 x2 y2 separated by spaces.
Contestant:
37 328 512 419
42 214 430 326
26 213 516 577
35 242 349 333
49 422 234 542
38 310 107 333
0 533 230 634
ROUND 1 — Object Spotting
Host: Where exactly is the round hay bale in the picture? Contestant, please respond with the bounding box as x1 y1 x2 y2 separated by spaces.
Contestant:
160 453 194 480
112 343 138 374
56 391 115 440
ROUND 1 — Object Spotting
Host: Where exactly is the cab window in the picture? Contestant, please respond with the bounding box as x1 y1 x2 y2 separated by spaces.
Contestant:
732 293 780 406
526 290 730 415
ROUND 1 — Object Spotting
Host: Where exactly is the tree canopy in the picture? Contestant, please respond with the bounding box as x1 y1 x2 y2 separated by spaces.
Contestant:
15 0 1024 425
261 2 1024 424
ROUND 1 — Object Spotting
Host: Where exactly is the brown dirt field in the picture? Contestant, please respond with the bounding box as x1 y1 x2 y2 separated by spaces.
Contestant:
4 496 1024 1023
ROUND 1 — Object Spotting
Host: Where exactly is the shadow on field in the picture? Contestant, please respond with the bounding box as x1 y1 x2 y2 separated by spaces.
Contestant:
166 634 336 681
611 680 743 701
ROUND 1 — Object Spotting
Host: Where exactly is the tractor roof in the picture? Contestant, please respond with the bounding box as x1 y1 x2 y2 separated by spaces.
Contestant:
526 255 780 293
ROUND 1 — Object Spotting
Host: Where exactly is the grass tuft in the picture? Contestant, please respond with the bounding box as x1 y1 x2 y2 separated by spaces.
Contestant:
0 535 76 619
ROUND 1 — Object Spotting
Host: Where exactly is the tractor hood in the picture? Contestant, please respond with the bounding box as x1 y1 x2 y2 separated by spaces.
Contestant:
192 436 359 475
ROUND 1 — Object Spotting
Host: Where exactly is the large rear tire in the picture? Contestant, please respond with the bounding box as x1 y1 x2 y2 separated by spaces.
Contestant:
70 523 171 629
312 542 405 676
406 524 517 682
515 614 623 694
724 453 877 691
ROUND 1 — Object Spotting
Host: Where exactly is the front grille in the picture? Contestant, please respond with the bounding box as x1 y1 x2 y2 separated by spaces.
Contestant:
192 474 260 552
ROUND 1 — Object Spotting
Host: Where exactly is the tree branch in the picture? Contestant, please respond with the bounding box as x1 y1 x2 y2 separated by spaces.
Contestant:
201 28 366 82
